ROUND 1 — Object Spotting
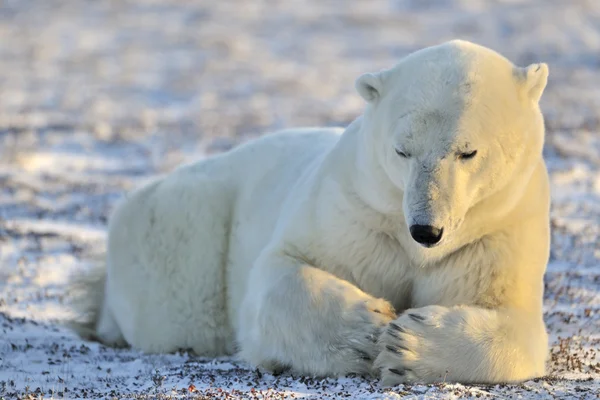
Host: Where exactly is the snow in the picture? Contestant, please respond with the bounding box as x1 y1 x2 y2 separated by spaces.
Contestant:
1 0 599 398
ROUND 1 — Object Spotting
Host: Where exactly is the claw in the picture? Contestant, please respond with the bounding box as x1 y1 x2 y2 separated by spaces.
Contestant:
408 313 426 322
386 344 409 354
389 322 406 333
355 349 372 361
389 368 405 376
387 328 401 339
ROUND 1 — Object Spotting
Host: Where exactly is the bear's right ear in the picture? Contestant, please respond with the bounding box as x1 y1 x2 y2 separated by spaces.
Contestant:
355 72 383 102
515 63 549 103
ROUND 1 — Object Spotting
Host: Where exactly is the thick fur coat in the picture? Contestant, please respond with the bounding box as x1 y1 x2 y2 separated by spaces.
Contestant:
71 40 551 385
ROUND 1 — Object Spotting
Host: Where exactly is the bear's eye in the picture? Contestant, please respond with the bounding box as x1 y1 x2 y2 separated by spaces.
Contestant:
458 150 477 160
395 148 410 158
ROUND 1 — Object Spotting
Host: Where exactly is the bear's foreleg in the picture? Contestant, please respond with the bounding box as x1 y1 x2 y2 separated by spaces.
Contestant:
237 252 396 377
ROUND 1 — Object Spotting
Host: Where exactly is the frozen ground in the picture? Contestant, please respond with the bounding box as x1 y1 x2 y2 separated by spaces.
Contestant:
0 0 599 398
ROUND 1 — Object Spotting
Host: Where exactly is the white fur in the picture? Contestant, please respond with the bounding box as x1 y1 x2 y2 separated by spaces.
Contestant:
73 40 551 385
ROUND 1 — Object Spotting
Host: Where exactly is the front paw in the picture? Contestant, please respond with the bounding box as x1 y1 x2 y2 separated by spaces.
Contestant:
339 297 396 376
375 305 453 386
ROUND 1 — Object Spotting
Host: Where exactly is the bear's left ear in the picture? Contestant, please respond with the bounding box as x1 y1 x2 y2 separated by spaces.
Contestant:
355 72 384 102
516 63 549 103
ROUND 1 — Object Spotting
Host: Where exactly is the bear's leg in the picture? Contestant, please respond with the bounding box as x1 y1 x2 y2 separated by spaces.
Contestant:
96 298 127 347
375 305 548 385
236 253 396 377
102 174 235 356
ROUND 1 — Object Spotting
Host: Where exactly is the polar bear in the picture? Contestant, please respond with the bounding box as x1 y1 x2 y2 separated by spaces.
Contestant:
70 40 551 386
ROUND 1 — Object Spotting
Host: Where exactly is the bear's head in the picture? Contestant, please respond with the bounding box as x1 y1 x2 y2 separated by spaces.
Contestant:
354 40 548 250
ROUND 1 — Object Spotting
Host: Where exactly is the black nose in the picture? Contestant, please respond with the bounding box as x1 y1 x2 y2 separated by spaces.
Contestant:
409 225 444 246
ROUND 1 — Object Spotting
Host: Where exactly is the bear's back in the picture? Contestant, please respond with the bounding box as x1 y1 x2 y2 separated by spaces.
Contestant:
177 127 345 192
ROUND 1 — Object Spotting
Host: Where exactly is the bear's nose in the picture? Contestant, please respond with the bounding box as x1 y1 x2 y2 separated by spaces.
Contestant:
409 225 444 247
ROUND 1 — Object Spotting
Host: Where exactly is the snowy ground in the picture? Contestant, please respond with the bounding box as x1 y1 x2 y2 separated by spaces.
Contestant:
0 0 599 398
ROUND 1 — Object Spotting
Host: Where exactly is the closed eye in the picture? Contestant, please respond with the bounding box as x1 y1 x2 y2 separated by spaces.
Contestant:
458 150 477 160
395 148 410 158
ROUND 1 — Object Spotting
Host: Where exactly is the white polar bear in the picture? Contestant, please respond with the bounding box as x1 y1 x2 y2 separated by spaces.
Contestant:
70 40 551 386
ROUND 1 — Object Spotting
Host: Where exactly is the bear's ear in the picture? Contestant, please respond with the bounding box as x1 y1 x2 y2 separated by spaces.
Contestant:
515 63 549 103
355 72 383 102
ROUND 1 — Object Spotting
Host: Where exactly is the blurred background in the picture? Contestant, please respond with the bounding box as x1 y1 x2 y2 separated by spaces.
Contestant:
0 1 599 398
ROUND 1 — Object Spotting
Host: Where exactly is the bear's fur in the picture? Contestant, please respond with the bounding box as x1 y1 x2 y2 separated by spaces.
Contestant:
70 40 551 385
